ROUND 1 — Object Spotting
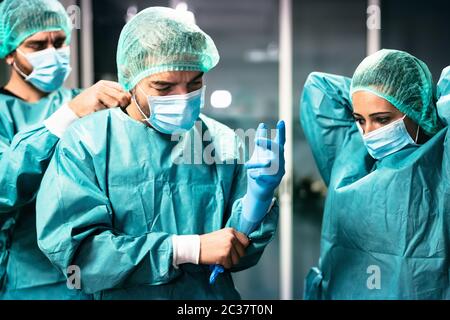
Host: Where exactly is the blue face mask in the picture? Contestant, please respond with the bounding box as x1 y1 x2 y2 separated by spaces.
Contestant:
15 47 72 93
357 115 420 159
133 86 204 135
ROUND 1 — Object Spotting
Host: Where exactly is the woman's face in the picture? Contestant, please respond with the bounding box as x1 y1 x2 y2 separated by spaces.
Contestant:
352 91 419 140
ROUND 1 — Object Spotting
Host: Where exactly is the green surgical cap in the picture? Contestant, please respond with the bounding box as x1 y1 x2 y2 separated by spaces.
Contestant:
350 49 442 136
117 6 220 91
0 0 72 59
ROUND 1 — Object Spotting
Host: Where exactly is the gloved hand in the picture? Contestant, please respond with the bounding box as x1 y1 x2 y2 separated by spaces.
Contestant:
209 121 286 285
239 121 286 235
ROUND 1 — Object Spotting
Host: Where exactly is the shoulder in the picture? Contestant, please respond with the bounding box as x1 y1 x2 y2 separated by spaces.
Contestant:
0 92 17 114
0 94 18 137
60 108 118 155
199 114 244 162
200 114 237 137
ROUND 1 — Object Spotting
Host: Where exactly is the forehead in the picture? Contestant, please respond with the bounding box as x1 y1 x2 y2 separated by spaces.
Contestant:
24 30 67 43
352 90 398 114
144 71 203 83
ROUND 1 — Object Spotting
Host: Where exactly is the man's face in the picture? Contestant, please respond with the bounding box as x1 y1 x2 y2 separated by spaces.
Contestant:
6 30 67 75
133 71 204 116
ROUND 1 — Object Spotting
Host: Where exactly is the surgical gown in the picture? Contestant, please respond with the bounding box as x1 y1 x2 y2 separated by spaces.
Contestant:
35 108 279 300
300 72 450 300
0 87 91 299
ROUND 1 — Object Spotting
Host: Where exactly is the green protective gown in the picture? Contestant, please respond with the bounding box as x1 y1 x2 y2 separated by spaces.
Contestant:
300 71 450 300
0 87 92 300
35 108 279 300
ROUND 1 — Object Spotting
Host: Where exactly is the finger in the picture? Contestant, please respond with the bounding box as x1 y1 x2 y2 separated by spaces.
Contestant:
255 123 268 141
231 234 246 258
276 120 286 146
99 81 131 98
103 89 131 108
235 231 250 248
98 80 127 92
88 95 108 111
223 254 233 269
230 246 240 266
99 83 132 108
256 138 278 151
97 91 120 108
233 240 246 258
249 168 278 180
248 170 259 180
245 160 271 170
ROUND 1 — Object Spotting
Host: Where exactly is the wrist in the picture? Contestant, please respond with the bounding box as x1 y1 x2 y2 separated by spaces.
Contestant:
246 187 274 203
68 101 81 118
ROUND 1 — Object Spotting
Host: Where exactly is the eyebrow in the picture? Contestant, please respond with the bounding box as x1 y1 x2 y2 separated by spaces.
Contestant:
353 112 393 117
368 112 392 117
24 36 66 46
24 40 48 46
150 72 204 86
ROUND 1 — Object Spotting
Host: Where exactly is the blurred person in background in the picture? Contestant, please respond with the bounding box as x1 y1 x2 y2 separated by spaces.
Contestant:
300 49 450 299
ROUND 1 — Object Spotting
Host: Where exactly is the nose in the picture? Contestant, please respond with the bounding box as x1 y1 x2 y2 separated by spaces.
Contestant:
171 86 189 95
364 122 378 135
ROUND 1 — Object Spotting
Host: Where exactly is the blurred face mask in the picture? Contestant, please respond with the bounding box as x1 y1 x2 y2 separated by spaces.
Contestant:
14 47 72 93
356 115 420 159
133 85 204 135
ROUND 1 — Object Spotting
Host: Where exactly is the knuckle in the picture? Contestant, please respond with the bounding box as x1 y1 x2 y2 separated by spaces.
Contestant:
226 234 235 243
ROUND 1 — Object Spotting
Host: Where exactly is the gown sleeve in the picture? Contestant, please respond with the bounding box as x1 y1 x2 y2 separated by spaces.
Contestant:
36 127 181 295
299 72 355 186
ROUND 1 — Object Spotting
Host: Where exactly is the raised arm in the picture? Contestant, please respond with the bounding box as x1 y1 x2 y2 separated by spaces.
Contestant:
300 72 355 186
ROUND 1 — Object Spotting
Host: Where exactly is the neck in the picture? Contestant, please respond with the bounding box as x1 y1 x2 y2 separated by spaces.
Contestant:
125 99 151 127
417 128 430 145
4 68 47 102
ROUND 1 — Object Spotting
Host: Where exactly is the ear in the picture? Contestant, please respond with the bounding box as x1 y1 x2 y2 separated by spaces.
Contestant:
5 52 15 66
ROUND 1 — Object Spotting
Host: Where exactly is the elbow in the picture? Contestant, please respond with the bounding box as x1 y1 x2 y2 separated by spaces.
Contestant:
300 72 327 125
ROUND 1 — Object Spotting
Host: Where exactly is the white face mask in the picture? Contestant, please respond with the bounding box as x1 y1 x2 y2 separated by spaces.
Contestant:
357 115 420 159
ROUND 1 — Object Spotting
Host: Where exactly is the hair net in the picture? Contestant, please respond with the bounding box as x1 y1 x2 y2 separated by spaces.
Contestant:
117 6 220 91
0 0 72 59
350 49 442 136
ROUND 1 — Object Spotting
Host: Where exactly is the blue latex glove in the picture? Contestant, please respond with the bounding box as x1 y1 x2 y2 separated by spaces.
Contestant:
239 120 286 234
210 121 286 284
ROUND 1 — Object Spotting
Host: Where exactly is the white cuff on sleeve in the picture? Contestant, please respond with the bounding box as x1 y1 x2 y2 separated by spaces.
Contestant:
44 103 79 138
172 235 200 268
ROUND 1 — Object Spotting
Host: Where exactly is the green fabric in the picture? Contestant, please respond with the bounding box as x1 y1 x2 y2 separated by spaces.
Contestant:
0 0 72 58
36 109 278 299
350 49 442 136
0 87 91 300
117 6 220 91
300 72 450 299
0 281 92 300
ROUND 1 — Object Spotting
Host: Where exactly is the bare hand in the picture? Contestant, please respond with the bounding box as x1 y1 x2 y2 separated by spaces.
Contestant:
68 80 131 118
199 228 250 269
